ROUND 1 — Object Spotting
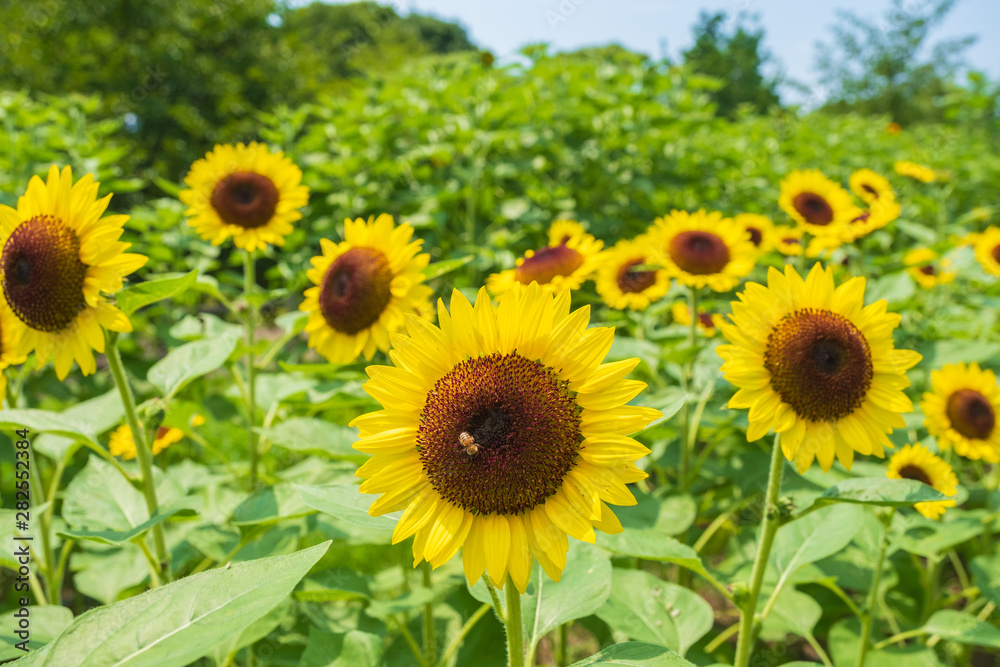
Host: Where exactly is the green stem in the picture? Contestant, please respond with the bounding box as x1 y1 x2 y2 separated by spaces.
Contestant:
243 250 259 486
985 464 1000 550
394 615 427 667
52 538 73 605
422 561 437 666
872 628 925 651
921 556 943 623
733 433 784 667
485 574 505 623
504 579 524 667
29 460 56 605
857 508 895 667
106 331 170 581
680 286 700 492
558 622 569 667
136 538 163 588
436 603 490 667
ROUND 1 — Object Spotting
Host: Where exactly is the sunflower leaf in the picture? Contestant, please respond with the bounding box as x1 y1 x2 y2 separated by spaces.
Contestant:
814 477 950 507
568 641 697 666
423 254 473 280
116 270 199 315
147 334 239 399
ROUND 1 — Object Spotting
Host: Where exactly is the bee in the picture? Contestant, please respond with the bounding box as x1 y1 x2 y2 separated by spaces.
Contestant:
458 431 479 456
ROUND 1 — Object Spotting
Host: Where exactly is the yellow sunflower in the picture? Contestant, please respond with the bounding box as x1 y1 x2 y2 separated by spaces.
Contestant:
904 248 955 289
594 239 670 311
648 210 755 292
894 160 936 183
778 170 856 236
0 304 27 404
886 444 958 520
180 142 309 252
974 227 1000 277
886 122 902 135
774 226 805 256
849 169 895 205
733 214 776 253
0 166 147 379
352 283 661 593
922 362 1000 462
842 198 901 242
301 214 432 364
671 301 724 337
718 263 921 472
108 424 183 460
487 221 603 296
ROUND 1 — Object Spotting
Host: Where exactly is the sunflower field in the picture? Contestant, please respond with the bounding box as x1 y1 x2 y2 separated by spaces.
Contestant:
3 44 1000 667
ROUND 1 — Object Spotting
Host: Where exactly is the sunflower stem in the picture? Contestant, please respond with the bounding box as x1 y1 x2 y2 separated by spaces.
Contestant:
680 286 700 492
243 250 259 486
106 331 170 582
857 507 894 667
503 578 525 667
733 432 784 667
422 561 437 666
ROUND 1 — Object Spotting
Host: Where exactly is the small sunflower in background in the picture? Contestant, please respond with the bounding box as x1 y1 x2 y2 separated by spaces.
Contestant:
849 168 895 205
718 263 921 472
733 213 776 253
671 301 724 337
301 214 432 364
180 142 309 251
648 210 755 292
973 227 1000 276
778 169 856 237
109 424 183 460
922 362 1000 462
0 166 147 379
887 444 958 520
353 284 660 592
894 160 936 183
774 226 805 256
0 305 27 403
841 198 902 242
904 248 955 289
487 220 603 296
594 238 670 311
886 122 902 135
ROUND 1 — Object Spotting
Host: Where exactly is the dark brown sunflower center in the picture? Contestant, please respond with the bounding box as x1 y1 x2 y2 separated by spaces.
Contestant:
1 215 87 332
210 171 280 229
992 244 1000 265
919 265 936 276
318 247 393 335
514 244 584 285
897 464 932 486
698 312 715 329
416 352 583 516
668 230 730 275
616 259 656 294
793 192 835 226
747 227 763 246
851 211 870 225
783 237 801 246
764 309 874 422
862 184 878 196
946 389 995 440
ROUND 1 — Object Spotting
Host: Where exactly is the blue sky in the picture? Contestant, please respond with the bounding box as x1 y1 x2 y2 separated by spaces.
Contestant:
334 0 1000 105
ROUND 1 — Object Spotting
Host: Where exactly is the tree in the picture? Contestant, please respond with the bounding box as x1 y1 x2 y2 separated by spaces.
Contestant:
682 12 781 118
815 0 976 123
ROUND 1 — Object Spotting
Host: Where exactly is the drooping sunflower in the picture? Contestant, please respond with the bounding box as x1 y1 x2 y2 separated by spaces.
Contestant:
0 304 27 404
353 283 661 593
733 213 776 253
886 444 958 520
778 170 856 236
671 301 724 337
922 362 1000 462
594 239 670 311
904 248 956 289
718 263 921 472
894 160 936 183
974 227 1000 277
301 214 432 364
849 169 895 205
180 142 309 252
648 210 755 292
0 166 147 379
774 226 805 256
487 221 603 296
108 424 183 460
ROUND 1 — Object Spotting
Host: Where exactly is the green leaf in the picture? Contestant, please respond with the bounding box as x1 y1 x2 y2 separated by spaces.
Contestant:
295 484 396 537
57 499 199 545
597 529 707 575
760 588 821 641
365 589 435 619
920 609 1000 649
153 177 181 197
11 542 330 667
895 515 984 557
294 569 371 603
232 482 316 525
0 409 98 446
596 569 712 656
208 598 292 665
970 552 1000 608
34 389 123 459
568 641 697 666
259 418 364 460
147 334 238 398
814 477 949 507
0 606 73 660
772 504 864 577
300 629 383 667
116 270 198 315
62 457 149 533
423 255 473 280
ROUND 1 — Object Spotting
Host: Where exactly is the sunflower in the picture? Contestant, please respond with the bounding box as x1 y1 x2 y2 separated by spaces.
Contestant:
841 198 901 242
487 221 603 296
904 248 955 289
922 362 1000 462
778 170 856 236
886 444 958 520
0 166 147 380
648 210 755 292
671 301 724 337
774 226 805 256
894 160 936 183
108 424 183 460
180 142 309 252
718 263 921 472
849 169 895 205
301 214 432 364
886 122 902 135
0 304 27 404
594 239 670 311
974 227 1000 277
733 213 776 253
352 283 661 593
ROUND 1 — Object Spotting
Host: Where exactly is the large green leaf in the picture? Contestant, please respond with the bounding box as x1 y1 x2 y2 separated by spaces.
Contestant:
596 569 712 657
147 335 238 399
970 552 1000 607
895 515 984 557
760 588 821 641
568 642 696 666
597 529 708 576
0 606 73 660
772 504 864 578
920 610 1000 649
116 270 198 315
0 409 98 446
232 482 316 525
259 418 364 460
33 391 124 460
300 629 383 667
423 255 473 280
58 500 199 545
62 457 149 533
11 542 330 667
295 484 395 537
814 477 949 507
